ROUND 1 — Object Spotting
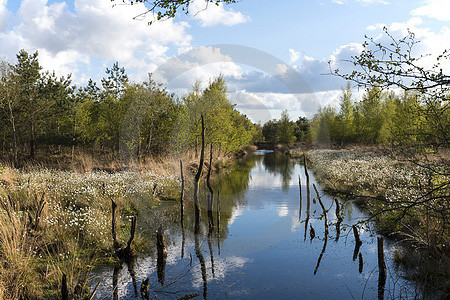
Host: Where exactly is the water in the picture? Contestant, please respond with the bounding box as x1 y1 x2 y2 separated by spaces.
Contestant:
92 150 424 299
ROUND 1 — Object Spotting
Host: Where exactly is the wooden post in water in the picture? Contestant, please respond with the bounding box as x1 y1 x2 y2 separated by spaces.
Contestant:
194 115 205 221
180 160 185 258
298 175 302 220
334 198 342 221
140 278 150 300
217 190 221 255
377 237 387 300
194 222 207 300
180 160 184 220
358 253 364 273
156 225 167 286
335 199 343 242
113 265 121 300
206 143 214 228
352 225 362 261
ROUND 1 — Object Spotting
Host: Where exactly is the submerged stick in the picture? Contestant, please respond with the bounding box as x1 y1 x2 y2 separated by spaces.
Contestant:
377 237 387 300
208 226 215 278
194 227 207 299
298 175 302 220
334 198 343 222
140 278 150 300
113 265 121 300
157 225 167 286
352 225 362 261
313 237 328 275
180 160 184 219
180 160 185 258
193 115 205 220
334 199 343 242
217 190 221 255
313 183 328 236
206 143 214 228
358 252 364 273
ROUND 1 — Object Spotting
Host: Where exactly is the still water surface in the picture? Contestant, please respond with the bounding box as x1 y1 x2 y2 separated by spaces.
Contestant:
93 150 420 299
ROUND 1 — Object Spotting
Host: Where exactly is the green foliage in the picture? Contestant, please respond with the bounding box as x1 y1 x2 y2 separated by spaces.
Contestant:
174 76 257 153
1 51 256 161
333 28 450 150
277 110 296 145
115 0 237 24
262 110 302 145
308 82 447 148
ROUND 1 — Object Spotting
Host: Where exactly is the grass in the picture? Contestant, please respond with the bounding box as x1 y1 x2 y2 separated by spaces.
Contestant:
0 146 237 299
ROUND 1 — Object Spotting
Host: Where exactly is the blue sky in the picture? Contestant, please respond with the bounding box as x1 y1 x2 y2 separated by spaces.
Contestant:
1 0 449 122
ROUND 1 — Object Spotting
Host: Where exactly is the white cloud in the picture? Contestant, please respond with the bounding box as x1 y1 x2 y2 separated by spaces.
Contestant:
152 46 243 89
0 0 192 83
289 49 301 64
367 17 450 73
190 0 249 27
229 89 344 123
412 0 450 21
275 63 288 75
0 0 11 32
366 23 385 31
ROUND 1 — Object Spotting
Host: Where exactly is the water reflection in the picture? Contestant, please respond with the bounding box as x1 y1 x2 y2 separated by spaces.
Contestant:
92 150 423 299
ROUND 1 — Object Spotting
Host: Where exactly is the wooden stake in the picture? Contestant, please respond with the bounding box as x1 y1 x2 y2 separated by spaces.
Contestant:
193 115 205 219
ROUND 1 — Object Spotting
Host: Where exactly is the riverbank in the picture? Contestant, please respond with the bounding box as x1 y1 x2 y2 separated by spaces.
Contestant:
298 148 449 295
0 148 244 299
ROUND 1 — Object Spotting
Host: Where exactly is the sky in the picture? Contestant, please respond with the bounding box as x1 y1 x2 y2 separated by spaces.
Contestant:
0 0 449 123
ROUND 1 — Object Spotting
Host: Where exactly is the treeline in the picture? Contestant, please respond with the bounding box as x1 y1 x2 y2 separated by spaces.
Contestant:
262 111 309 145
309 83 449 147
0 50 259 164
262 83 449 148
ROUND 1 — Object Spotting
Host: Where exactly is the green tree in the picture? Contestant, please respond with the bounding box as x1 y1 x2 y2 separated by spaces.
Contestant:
357 86 384 143
9 50 42 158
294 116 309 142
336 82 355 144
333 27 449 150
175 76 255 153
277 110 296 145
262 120 278 144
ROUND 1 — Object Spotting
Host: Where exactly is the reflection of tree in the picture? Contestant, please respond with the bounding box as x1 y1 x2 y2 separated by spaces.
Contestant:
263 152 295 191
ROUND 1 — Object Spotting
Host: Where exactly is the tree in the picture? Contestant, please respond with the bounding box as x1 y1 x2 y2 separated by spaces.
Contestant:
358 86 384 143
174 76 255 153
262 120 278 144
9 50 42 158
332 27 449 149
114 0 237 23
294 117 309 142
336 82 355 143
277 110 296 146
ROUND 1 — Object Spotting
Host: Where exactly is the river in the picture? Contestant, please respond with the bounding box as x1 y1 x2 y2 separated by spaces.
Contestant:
91 150 425 299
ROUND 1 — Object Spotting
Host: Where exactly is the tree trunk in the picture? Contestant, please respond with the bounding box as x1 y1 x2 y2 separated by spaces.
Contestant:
8 101 18 165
